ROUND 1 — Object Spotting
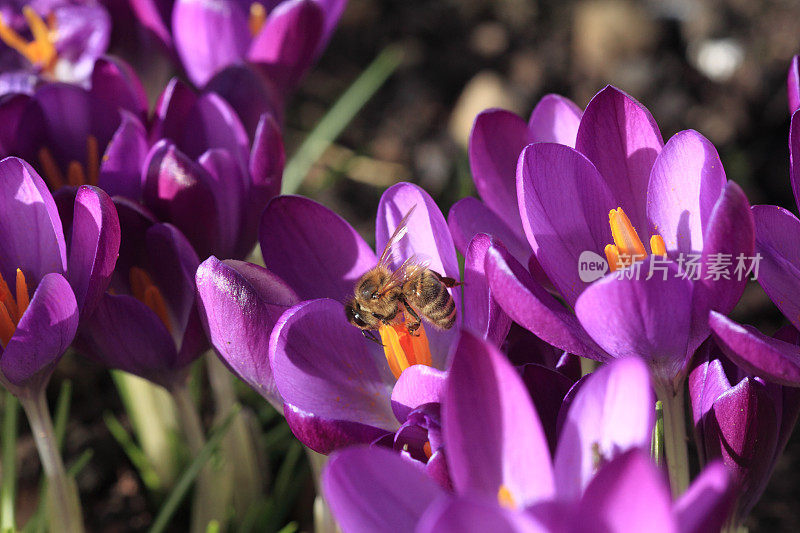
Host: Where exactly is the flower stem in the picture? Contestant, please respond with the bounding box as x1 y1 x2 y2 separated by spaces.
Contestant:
1 390 19 531
19 390 84 533
655 384 690 498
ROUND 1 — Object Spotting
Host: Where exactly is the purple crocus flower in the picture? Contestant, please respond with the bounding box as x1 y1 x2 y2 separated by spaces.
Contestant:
708 65 800 386
0 156 119 396
322 331 733 533
449 94 582 272
198 183 507 454
689 336 800 528
0 0 111 94
76 198 207 389
484 86 754 395
129 0 346 89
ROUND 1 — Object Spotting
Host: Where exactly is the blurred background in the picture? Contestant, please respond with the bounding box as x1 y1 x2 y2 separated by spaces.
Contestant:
13 0 800 530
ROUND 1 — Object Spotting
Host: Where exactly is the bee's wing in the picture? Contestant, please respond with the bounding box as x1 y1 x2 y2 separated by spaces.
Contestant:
380 254 431 296
377 205 417 269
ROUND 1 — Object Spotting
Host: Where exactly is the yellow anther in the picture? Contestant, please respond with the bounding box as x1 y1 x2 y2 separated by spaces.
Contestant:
609 208 646 260
378 315 433 380
129 267 172 333
650 235 666 257
497 485 516 509
0 7 57 72
0 268 31 347
37 135 101 191
248 3 267 36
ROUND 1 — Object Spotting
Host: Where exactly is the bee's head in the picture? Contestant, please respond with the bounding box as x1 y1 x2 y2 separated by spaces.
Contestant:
345 299 372 329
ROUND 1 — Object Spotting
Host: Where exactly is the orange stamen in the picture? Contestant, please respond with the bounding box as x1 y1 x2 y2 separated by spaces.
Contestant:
67 160 85 187
605 207 667 272
0 7 58 72
423 441 432 459
15 269 29 317
0 268 31 347
129 267 172 333
378 315 433 380
248 3 267 36
497 485 516 509
38 146 65 189
86 135 99 186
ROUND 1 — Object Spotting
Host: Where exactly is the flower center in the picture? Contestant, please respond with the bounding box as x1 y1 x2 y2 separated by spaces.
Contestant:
603 207 666 272
129 267 171 333
0 269 30 348
38 135 100 190
378 314 433 380
248 3 267 36
0 6 57 73
497 485 516 509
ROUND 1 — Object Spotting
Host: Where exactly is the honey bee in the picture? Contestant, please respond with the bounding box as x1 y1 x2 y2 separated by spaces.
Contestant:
344 206 460 344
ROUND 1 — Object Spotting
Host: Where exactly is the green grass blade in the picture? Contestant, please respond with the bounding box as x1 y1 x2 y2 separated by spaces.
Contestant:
148 405 241 533
53 380 72 450
281 44 404 194
104 412 162 491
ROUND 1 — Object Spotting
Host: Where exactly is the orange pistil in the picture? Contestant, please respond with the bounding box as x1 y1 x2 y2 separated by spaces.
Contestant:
378 314 433 380
497 485 516 509
129 267 172 333
604 207 666 272
38 135 101 191
0 268 31 347
0 7 58 73
248 3 267 36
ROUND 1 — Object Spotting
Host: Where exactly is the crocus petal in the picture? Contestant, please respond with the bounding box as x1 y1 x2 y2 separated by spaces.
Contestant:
752 205 800 332
67 186 120 317
235 113 284 259
142 142 220 258
517 142 616 305
269 299 398 453
580 450 676 533
179 92 249 163
646 130 727 253
448 197 530 265
0 157 67 286
129 0 173 49
53 5 111 75
144 223 200 350
704 378 778 520
468 108 530 233
80 292 180 387
789 56 800 115
791 112 800 211
690 181 754 353
417 497 546 533
172 0 250 86
391 364 446 421
554 357 654 499
0 273 78 389
198 149 246 258
205 65 284 139
0 94 29 153
688 354 730 462
248 0 324 90
575 85 664 234
196 256 298 408
259 195 376 302
98 111 149 201
443 330 554 506
527 94 582 147
323 446 446 533
89 57 148 120
674 462 733 533
485 241 607 361
463 233 511 346
574 264 693 384
709 311 800 387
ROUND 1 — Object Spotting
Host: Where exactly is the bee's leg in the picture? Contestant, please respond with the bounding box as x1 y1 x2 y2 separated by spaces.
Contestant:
431 271 462 288
362 329 384 346
401 299 422 336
